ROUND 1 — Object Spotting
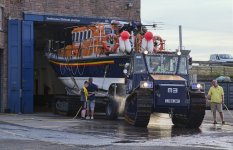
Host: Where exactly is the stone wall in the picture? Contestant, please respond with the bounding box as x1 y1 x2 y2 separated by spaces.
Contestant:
5 0 140 20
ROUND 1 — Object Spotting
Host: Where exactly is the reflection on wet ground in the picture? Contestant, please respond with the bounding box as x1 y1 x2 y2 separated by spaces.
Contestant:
66 113 204 141
2 112 232 141
0 112 233 149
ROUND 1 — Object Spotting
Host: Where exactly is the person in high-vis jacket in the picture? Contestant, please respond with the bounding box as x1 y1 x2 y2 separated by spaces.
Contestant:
80 81 89 120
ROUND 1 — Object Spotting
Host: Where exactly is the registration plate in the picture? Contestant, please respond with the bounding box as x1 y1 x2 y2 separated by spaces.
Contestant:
165 99 180 103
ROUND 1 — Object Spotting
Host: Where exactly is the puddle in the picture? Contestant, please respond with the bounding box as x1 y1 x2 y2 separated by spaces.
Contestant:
113 140 138 143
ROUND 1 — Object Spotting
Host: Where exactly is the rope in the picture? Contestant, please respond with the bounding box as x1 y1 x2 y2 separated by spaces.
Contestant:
72 106 82 119
223 103 233 119
59 63 66 75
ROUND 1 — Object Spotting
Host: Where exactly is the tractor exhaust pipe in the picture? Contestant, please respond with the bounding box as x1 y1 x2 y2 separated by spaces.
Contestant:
179 25 183 51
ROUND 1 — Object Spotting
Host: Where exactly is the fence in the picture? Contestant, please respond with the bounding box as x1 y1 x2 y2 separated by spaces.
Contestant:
190 66 233 78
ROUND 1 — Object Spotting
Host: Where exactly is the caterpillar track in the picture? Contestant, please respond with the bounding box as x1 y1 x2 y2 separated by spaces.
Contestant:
124 89 153 127
172 91 206 128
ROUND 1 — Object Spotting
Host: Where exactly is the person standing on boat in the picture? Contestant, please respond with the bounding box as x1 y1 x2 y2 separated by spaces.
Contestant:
86 77 98 119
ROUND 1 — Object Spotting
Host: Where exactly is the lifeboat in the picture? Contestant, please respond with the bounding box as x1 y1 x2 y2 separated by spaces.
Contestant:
46 22 168 94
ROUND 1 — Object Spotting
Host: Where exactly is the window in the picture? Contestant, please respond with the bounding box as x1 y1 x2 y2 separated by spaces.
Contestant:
146 55 161 73
104 26 112 35
163 56 178 73
0 7 3 31
75 32 79 42
145 55 179 74
178 57 188 74
80 32 83 41
219 54 233 59
83 31 87 40
87 30 92 38
134 54 146 73
72 32 75 42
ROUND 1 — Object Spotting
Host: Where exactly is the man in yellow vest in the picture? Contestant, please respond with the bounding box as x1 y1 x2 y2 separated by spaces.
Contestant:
80 81 89 120
207 80 225 124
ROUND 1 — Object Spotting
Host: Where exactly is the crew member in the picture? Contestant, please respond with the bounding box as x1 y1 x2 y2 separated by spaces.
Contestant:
86 77 98 120
207 80 225 124
80 81 89 120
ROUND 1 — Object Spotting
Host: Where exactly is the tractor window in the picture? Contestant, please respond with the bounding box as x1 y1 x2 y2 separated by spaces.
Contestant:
146 55 178 74
178 57 188 74
162 56 178 73
146 56 161 73
134 54 146 73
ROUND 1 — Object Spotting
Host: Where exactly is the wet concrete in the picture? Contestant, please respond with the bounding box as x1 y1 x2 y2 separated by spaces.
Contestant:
0 110 233 150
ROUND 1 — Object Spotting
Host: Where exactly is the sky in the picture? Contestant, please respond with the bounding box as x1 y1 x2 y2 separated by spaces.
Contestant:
141 0 233 60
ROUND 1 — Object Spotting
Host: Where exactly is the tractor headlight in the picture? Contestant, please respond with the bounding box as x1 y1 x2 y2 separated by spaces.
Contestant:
177 51 181 56
191 83 204 90
196 83 201 89
140 81 153 88
144 50 149 55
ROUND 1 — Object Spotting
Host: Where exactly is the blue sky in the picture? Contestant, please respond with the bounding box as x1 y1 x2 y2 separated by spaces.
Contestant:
141 0 233 60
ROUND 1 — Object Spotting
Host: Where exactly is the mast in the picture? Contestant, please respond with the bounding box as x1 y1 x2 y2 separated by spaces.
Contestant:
179 25 183 51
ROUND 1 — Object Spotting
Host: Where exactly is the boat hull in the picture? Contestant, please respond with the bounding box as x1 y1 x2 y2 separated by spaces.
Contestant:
48 54 131 92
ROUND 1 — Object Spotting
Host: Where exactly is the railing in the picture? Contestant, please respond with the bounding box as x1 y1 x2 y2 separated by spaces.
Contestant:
190 60 233 80
192 60 233 66
190 65 233 77
47 34 118 58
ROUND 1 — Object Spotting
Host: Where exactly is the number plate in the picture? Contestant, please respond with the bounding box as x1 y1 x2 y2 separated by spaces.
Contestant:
165 99 180 103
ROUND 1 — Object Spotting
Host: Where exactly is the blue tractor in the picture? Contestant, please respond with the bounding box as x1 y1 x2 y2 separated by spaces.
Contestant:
122 50 206 127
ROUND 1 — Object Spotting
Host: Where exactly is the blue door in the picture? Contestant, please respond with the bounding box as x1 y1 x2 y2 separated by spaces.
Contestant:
0 51 2 109
8 20 22 113
22 21 34 113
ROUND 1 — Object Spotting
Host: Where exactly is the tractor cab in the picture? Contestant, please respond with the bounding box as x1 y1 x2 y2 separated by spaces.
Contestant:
145 53 188 76
124 50 191 92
